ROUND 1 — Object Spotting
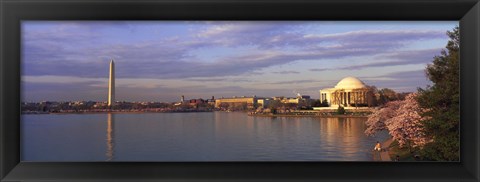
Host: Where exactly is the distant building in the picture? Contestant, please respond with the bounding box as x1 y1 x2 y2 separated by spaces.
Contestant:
215 96 258 109
319 76 375 108
206 96 215 105
283 97 301 104
299 95 311 99
257 98 271 108
93 102 107 108
279 93 312 105
189 98 205 105
175 96 212 108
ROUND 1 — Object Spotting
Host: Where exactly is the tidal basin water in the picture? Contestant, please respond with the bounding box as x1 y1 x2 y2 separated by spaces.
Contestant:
21 112 388 161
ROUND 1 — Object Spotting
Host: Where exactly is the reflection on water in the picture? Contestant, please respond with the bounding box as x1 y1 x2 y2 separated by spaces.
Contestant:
319 117 367 159
21 112 388 161
106 113 114 161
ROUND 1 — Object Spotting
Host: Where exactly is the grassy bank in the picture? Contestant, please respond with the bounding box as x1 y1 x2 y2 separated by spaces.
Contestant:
387 140 421 161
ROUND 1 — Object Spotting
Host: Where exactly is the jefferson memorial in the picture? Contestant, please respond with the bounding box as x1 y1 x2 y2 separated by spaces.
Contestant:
319 76 375 108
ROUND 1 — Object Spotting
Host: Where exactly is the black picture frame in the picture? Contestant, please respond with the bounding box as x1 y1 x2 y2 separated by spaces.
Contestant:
1 0 479 181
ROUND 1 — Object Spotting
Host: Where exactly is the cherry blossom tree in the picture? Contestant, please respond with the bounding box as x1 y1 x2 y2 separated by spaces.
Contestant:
365 93 429 148
364 100 402 136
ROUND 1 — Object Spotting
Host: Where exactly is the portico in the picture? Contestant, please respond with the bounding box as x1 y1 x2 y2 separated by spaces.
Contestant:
319 77 374 108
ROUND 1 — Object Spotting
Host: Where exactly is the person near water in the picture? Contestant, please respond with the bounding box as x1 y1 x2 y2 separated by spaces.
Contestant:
374 141 382 151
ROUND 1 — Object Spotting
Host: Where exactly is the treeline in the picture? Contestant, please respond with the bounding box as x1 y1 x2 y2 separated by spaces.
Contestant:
22 101 214 113
365 27 459 161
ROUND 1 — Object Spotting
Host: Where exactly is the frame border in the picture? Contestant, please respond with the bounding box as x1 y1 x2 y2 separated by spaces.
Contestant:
1 0 479 181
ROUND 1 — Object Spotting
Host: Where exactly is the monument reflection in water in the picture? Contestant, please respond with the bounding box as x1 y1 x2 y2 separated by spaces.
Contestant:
106 113 114 161
21 112 388 161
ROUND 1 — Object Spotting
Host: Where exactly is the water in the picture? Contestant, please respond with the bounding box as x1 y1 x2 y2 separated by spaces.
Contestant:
21 112 388 161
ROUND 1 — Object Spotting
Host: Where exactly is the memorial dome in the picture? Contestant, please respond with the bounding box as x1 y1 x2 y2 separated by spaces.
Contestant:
334 76 367 89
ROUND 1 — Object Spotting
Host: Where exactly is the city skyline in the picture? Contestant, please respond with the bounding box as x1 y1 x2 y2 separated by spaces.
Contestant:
21 21 457 102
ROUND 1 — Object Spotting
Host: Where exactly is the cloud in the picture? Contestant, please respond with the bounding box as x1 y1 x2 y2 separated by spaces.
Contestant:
20 21 455 101
20 70 431 102
22 75 167 90
186 78 227 82
195 22 305 48
197 23 446 49
22 82 107 102
270 79 318 85
361 70 431 92
378 48 442 61
22 22 445 78
272 71 300 74
23 22 100 43
23 22 450 80
309 48 441 72
22 75 106 84
381 70 428 80
303 30 445 43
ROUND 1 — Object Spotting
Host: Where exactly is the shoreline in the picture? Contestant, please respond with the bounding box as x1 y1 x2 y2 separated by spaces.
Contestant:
22 110 214 115
373 137 394 161
21 111 368 118
22 110 371 118
380 138 394 161
248 113 369 118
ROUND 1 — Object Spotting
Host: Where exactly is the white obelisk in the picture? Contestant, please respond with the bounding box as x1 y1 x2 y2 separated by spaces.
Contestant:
108 60 115 107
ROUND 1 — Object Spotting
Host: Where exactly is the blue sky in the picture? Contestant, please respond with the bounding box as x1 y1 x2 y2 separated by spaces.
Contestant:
21 21 458 102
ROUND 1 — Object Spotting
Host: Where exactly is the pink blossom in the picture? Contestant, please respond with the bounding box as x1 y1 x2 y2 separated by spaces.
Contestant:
365 93 430 148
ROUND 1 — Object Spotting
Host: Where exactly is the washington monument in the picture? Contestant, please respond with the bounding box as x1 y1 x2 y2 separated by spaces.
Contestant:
108 60 115 107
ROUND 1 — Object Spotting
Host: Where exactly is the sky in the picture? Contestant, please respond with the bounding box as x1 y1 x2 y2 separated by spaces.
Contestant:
21 21 458 102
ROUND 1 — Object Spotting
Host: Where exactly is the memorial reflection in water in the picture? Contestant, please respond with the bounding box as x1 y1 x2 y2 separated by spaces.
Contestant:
22 112 387 161
106 113 115 161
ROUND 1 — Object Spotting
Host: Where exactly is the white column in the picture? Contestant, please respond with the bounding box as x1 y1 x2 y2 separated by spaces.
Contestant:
362 91 366 104
347 92 350 105
108 60 115 107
